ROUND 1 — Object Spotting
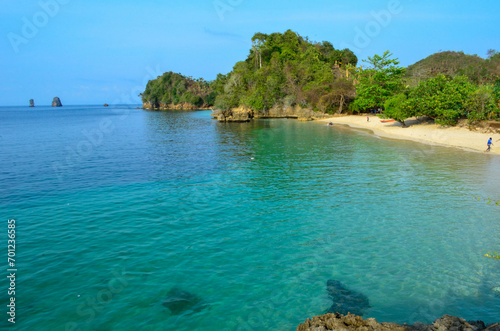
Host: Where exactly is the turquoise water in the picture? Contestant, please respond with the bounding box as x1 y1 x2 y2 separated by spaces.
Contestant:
1 106 499 330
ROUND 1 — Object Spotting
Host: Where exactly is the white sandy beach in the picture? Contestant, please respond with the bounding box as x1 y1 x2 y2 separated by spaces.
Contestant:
320 115 500 155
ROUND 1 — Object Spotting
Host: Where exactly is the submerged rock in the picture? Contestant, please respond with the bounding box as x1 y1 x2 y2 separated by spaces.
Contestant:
52 97 62 107
326 279 370 316
297 313 500 331
162 288 205 315
29 99 35 107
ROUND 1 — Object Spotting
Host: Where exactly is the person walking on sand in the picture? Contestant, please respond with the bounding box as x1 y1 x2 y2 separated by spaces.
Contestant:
367 116 369 122
486 137 493 152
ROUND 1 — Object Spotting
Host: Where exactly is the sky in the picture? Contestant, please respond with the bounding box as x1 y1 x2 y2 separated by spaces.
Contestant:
0 0 499 106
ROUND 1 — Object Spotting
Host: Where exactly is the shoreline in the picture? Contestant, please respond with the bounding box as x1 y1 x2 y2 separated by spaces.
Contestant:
319 115 500 155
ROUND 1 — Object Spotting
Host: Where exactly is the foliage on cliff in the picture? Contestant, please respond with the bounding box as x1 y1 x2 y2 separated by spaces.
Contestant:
141 72 216 108
214 30 358 113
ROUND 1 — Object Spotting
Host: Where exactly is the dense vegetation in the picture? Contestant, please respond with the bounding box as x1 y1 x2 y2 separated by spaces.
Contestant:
141 71 216 108
141 30 500 126
347 50 500 126
406 50 500 85
213 30 358 113
372 51 500 126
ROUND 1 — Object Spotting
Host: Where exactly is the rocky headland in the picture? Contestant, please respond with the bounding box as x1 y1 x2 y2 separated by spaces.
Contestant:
212 105 331 122
297 313 500 331
52 97 62 107
143 101 213 111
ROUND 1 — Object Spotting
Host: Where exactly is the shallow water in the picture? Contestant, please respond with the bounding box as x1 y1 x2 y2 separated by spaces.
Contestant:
1 106 499 330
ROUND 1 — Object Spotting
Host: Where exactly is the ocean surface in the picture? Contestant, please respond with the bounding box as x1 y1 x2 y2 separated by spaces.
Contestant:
1 105 499 330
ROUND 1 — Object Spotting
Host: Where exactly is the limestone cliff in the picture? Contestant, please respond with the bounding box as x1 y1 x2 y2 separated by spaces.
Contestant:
212 105 331 122
143 101 213 111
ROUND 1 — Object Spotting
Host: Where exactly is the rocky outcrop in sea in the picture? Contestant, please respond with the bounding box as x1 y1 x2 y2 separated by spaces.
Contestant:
52 97 62 107
212 105 331 122
29 99 35 107
297 313 500 331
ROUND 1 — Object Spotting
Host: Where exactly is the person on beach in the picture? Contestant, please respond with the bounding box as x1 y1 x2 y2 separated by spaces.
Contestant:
367 116 369 122
486 137 493 152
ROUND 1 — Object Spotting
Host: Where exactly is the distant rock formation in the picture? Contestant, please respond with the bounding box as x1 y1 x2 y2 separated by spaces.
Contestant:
51 97 62 107
104 104 109 107
297 313 500 331
29 99 35 107
212 105 331 122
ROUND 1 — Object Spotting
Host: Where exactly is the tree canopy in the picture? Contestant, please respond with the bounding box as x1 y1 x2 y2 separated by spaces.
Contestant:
214 30 358 113
141 71 216 108
141 32 500 126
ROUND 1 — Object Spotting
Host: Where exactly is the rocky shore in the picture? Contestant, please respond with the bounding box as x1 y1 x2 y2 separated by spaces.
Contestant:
297 313 500 331
212 105 331 122
142 101 213 111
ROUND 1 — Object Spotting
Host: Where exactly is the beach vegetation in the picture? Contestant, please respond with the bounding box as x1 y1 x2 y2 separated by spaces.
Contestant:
383 93 412 126
351 51 406 112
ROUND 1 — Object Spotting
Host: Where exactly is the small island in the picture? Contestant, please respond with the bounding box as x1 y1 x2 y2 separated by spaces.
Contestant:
29 99 35 107
52 97 63 107
141 72 215 110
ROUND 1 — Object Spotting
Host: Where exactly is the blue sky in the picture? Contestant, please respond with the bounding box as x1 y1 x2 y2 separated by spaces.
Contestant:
1 0 499 106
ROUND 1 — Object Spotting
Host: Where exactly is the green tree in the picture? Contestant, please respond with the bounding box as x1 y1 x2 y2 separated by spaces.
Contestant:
214 30 357 112
465 84 499 124
407 75 475 125
352 51 406 112
382 93 413 126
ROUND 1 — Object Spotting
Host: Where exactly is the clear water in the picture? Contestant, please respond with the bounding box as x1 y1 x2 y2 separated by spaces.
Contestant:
0 106 499 331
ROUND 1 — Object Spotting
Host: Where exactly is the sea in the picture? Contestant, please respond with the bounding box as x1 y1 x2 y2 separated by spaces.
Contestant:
0 105 499 330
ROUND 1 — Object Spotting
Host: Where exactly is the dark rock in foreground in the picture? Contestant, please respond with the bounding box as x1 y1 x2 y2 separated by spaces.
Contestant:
29 99 35 107
162 288 206 315
52 97 62 107
326 280 370 316
297 313 500 331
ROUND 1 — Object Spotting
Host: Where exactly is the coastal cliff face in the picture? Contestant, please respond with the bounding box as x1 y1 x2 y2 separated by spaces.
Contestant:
143 101 213 111
297 313 500 331
212 105 331 122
